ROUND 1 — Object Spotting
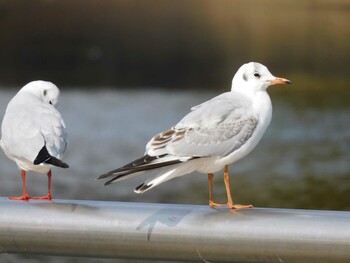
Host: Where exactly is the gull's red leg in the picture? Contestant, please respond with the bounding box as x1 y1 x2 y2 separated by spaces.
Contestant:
9 170 30 200
32 170 52 200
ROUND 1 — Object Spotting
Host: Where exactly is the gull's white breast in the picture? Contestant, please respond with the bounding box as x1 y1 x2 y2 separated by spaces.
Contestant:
195 91 272 173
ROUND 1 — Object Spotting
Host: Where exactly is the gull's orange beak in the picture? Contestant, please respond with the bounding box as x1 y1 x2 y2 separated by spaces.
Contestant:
268 77 292 85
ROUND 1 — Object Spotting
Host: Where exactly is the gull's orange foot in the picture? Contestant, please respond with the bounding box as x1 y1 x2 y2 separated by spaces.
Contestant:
31 194 52 200
209 200 253 209
209 200 227 208
229 204 253 210
9 194 30 201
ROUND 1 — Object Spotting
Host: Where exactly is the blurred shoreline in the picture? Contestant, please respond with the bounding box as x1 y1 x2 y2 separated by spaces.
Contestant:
0 0 349 88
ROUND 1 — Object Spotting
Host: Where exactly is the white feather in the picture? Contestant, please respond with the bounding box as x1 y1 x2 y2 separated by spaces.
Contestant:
0 81 68 174
100 62 291 193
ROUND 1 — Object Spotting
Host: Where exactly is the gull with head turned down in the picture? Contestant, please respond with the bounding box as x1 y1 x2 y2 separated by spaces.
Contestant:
98 62 291 209
0 81 68 200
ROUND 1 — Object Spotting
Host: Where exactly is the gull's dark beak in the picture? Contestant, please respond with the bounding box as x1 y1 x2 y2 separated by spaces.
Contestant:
268 77 292 85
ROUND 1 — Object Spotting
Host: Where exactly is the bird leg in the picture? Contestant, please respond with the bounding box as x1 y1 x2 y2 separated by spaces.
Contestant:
208 165 253 209
208 173 216 207
31 170 52 200
9 170 30 200
208 172 228 207
223 165 253 209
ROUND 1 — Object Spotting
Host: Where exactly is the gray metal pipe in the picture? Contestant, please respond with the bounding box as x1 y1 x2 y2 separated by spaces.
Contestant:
0 197 349 262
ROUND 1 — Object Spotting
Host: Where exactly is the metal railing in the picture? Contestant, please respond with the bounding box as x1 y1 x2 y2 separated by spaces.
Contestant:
0 197 349 262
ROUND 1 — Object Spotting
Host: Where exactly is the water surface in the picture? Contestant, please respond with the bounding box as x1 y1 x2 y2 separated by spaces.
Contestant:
0 88 349 263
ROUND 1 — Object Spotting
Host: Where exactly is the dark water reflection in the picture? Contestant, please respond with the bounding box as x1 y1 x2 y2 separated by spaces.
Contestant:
0 86 349 262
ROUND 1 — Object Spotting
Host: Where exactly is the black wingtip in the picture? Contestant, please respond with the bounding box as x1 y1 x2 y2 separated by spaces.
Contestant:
104 181 111 186
96 173 111 180
34 145 69 168
96 172 120 182
44 156 69 168
104 176 118 186
98 154 191 187
134 183 152 193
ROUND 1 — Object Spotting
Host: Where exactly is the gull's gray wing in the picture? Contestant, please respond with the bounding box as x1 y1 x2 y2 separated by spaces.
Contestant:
1 98 67 163
146 91 258 158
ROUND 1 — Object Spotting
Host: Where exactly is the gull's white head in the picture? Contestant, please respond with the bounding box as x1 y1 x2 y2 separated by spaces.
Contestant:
19 80 60 106
231 62 291 94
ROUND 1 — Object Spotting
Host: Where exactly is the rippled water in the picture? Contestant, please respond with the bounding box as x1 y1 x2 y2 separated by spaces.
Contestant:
0 88 349 263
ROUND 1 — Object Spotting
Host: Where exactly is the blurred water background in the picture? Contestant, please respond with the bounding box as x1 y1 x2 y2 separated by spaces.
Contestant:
0 0 349 262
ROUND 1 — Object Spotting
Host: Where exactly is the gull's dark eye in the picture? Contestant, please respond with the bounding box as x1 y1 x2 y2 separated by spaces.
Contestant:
254 73 261 78
49 100 53 105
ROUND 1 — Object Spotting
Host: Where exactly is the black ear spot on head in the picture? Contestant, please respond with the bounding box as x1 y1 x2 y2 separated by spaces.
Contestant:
243 73 248 81
43 89 47 96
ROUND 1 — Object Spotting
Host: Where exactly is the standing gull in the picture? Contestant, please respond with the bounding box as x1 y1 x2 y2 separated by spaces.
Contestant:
1 81 69 200
98 62 291 209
